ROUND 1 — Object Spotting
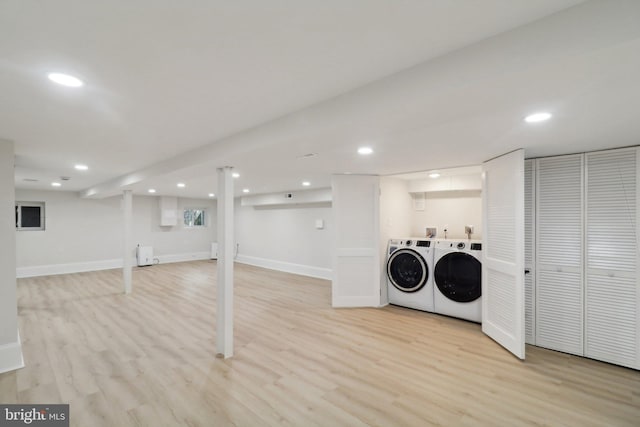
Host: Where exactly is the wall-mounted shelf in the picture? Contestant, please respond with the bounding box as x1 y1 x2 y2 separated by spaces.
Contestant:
408 174 482 193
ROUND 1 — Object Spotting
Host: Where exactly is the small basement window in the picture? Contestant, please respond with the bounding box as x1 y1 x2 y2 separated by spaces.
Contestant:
184 208 206 228
16 202 45 231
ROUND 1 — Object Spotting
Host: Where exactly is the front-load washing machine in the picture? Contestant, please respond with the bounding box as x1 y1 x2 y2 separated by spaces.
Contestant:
386 238 434 312
433 239 482 323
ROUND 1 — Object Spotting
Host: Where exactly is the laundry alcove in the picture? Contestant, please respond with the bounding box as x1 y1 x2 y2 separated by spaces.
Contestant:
331 148 527 360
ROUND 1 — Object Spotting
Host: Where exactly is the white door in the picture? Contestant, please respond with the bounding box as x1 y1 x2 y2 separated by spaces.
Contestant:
524 159 536 345
585 147 639 369
332 174 381 307
482 149 525 359
535 154 584 355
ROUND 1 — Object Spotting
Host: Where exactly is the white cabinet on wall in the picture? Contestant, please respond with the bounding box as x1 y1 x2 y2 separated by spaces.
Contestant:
160 196 178 226
524 160 535 345
535 154 584 356
584 148 639 369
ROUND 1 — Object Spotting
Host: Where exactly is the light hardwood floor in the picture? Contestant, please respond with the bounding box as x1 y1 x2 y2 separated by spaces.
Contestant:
1 261 639 426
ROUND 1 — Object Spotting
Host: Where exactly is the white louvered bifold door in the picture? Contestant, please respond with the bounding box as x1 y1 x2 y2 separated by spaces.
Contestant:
482 149 525 359
585 148 640 369
524 159 536 345
535 154 584 355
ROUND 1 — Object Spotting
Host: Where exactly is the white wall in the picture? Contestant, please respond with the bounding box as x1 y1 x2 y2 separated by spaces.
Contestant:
410 190 482 239
379 177 413 305
234 200 332 279
1 140 23 373
15 190 216 277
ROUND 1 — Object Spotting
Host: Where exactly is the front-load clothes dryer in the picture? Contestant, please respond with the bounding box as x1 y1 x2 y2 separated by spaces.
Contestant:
433 239 482 323
387 238 434 312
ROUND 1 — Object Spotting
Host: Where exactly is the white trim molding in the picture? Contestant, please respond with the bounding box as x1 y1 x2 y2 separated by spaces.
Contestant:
16 258 122 278
16 252 212 278
16 252 327 281
156 252 210 264
235 254 331 280
0 331 24 374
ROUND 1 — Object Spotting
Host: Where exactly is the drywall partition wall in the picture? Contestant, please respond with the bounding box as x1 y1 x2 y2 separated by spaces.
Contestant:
0 140 23 374
234 199 332 279
379 177 413 305
15 190 216 277
410 190 482 239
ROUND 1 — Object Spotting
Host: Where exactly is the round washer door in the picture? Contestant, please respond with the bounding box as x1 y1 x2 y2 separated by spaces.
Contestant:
387 249 428 293
434 252 481 302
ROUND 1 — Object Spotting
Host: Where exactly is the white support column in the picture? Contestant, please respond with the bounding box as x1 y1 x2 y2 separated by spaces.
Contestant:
216 167 234 358
123 190 133 295
0 139 24 374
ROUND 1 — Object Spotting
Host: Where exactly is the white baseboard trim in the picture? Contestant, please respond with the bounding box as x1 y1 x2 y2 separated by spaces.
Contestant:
235 254 332 280
156 252 210 264
0 331 24 375
17 252 212 278
17 258 122 278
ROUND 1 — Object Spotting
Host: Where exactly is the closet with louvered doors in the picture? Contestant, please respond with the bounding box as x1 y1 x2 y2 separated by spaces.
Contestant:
535 154 584 356
528 147 640 370
585 148 639 369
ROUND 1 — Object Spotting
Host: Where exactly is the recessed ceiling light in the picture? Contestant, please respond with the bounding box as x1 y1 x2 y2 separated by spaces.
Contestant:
208 193 215 197
302 181 311 187
148 189 156 193
74 164 89 171
177 183 186 188
358 147 373 155
47 73 84 88
242 188 250 193
429 173 441 179
51 182 61 187
232 173 240 178
524 112 552 123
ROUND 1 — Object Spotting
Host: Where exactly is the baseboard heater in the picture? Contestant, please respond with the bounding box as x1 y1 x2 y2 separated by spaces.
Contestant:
136 246 154 267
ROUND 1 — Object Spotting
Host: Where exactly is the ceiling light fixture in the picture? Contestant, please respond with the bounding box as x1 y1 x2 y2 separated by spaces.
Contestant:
429 173 441 179
74 164 88 171
357 146 373 155
208 193 215 197
524 112 552 123
302 181 311 187
232 173 240 178
47 73 84 87
148 189 156 193
177 183 186 188
51 182 61 187
242 188 250 193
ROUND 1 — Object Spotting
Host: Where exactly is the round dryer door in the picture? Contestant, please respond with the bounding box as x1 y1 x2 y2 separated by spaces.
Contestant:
434 253 481 303
387 249 428 293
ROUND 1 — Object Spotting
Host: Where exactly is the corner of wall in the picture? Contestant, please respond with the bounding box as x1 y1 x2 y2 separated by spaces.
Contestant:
0 330 24 374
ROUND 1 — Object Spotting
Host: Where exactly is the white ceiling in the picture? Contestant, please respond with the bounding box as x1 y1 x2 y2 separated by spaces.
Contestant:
5 0 639 200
